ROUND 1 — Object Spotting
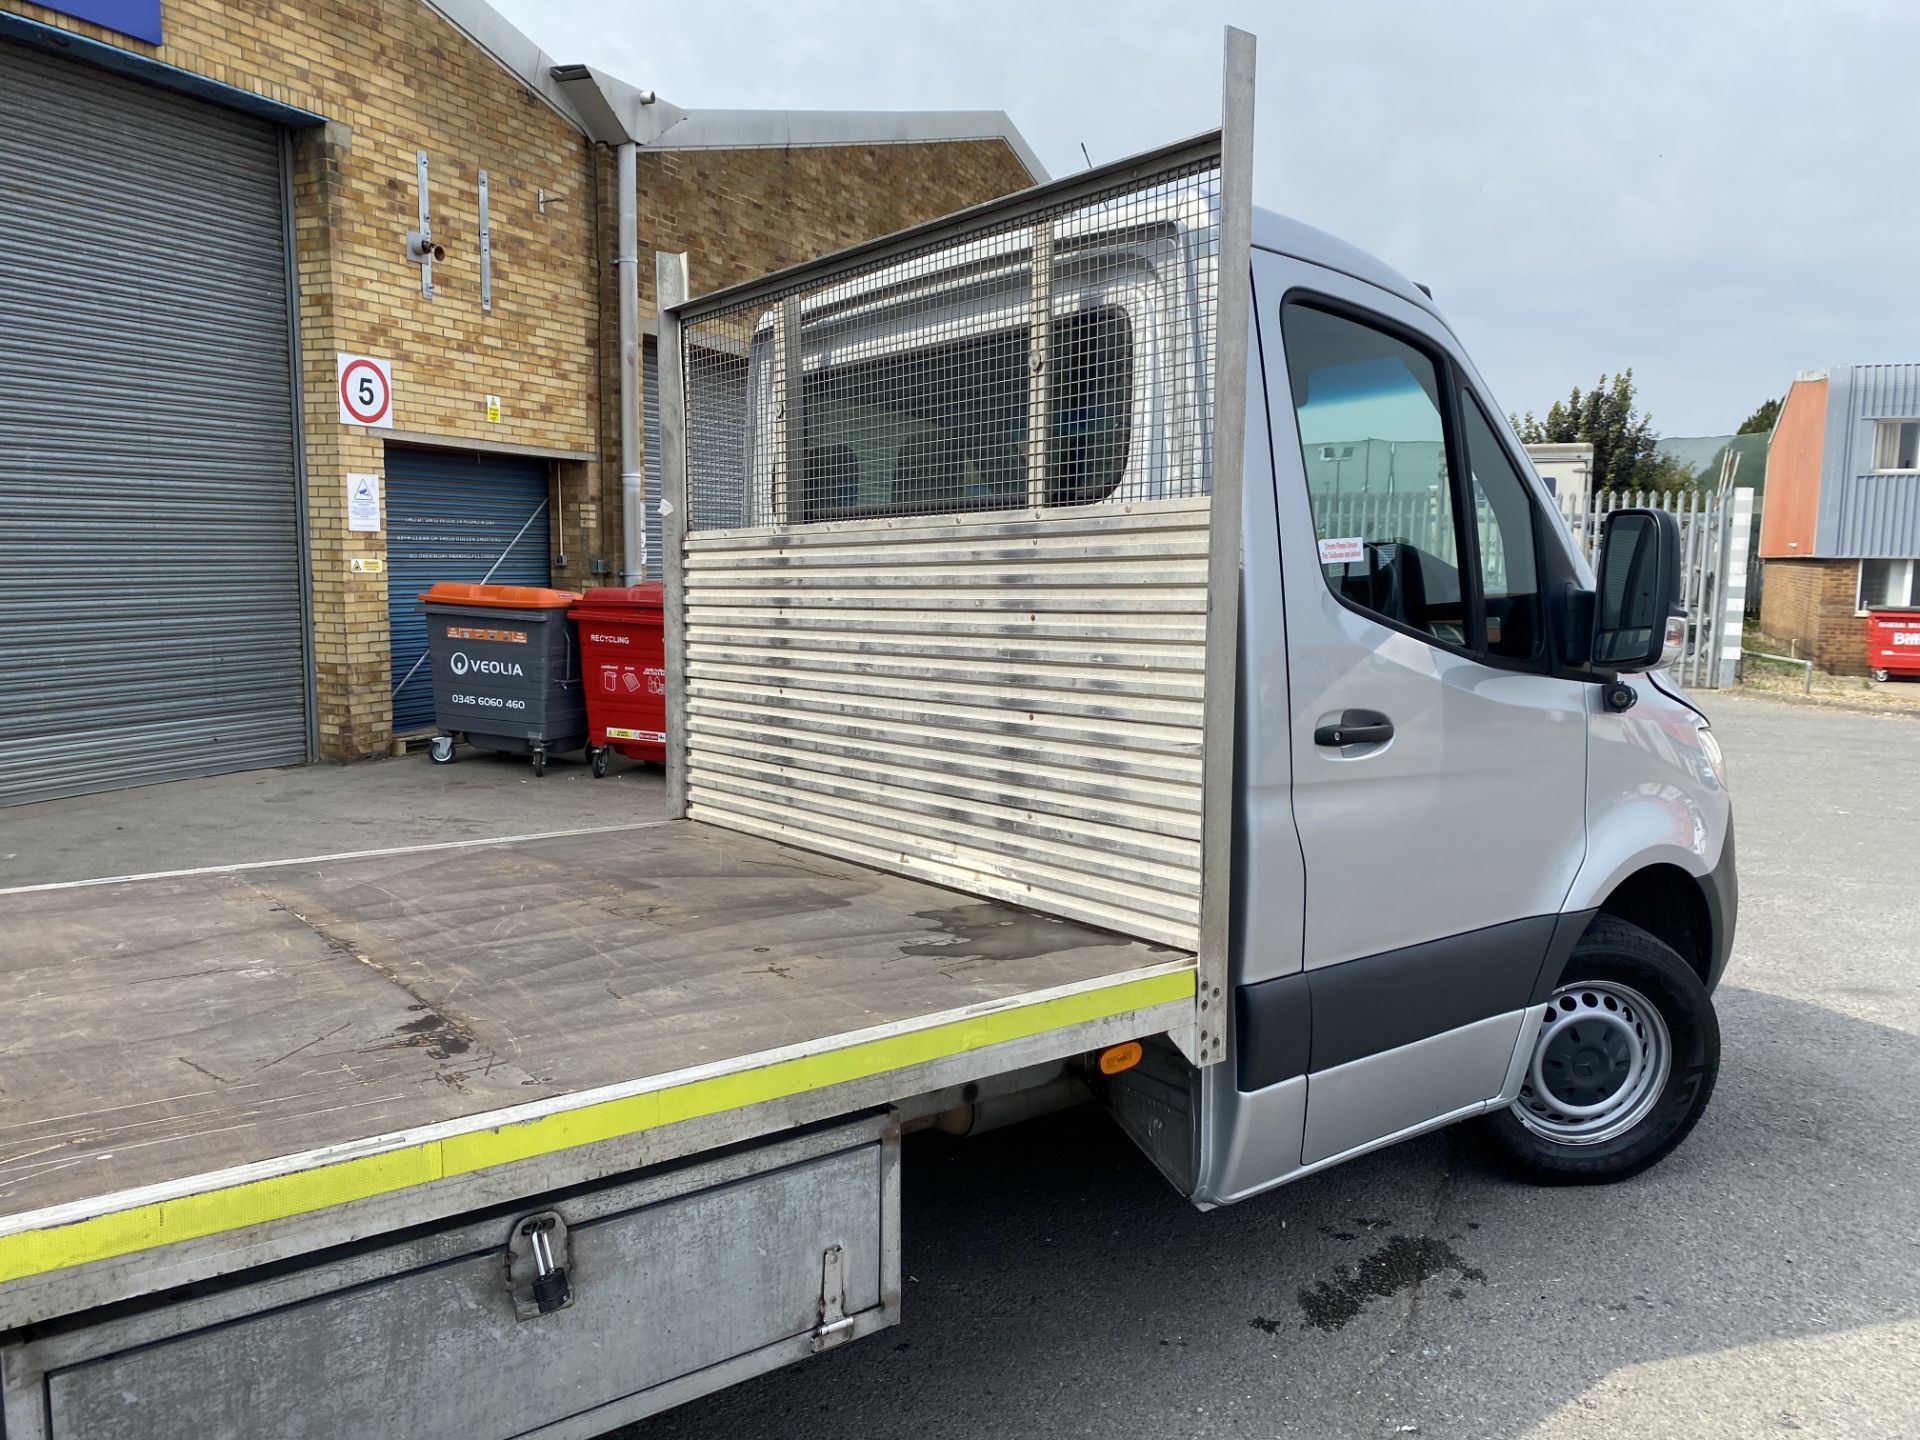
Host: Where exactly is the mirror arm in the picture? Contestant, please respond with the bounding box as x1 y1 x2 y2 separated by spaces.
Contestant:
1559 582 1596 669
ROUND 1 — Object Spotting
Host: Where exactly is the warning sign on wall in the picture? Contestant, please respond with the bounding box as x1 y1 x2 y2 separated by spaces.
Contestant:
337 354 394 429
346 472 382 532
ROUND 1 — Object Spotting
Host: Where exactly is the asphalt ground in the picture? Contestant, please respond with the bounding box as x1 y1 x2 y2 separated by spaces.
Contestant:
7 692 1913 1437
614 692 1919 1440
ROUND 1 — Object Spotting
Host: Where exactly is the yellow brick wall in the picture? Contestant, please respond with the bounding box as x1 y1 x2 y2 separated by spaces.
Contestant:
5 2 1035 757
5 0 599 756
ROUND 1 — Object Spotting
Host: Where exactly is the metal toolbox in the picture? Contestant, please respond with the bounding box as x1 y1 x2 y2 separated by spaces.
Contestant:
2 1118 899 1440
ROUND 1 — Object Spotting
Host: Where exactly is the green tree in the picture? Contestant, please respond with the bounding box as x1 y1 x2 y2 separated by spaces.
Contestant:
1737 396 1783 435
1509 371 1663 491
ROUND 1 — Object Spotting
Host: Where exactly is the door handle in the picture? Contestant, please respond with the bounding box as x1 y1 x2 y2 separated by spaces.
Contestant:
1314 709 1394 747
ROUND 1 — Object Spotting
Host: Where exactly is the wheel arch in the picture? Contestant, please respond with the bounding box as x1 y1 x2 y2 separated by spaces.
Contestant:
1587 863 1714 987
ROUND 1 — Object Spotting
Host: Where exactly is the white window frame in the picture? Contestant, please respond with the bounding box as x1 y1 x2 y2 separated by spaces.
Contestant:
1857 557 1919 613
1872 419 1920 473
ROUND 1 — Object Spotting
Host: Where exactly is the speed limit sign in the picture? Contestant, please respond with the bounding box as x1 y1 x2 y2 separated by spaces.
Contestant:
337 353 394 429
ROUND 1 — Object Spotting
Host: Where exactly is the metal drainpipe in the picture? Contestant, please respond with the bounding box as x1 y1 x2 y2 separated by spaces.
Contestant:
616 140 642 586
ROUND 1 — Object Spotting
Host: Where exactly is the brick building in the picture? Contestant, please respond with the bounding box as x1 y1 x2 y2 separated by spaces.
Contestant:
1757 365 1920 674
0 0 1041 802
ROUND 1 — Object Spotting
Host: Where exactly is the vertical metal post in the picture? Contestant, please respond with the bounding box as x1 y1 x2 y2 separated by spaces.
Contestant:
1194 26 1257 1069
1025 223 1054 508
477 170 492 313
617 142 643 585
657 251 692 819
1718 488 1754 687
773 296 804 524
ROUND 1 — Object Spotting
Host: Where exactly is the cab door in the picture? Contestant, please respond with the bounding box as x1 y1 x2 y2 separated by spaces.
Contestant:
1263 260 1590 1165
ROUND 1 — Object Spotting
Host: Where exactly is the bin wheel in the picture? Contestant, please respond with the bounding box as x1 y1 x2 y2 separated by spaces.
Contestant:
429 736 455 765
1872 667 1891 683
532 748 547 778
591 747 610 779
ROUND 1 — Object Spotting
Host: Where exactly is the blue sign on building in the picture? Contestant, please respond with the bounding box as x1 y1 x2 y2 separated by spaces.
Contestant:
41 1 162 44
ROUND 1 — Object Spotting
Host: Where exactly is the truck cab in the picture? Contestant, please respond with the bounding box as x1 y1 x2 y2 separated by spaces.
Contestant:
1177 212 1735 1203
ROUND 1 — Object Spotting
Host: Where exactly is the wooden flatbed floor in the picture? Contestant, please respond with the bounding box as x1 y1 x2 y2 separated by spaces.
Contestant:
0 820 1193 1323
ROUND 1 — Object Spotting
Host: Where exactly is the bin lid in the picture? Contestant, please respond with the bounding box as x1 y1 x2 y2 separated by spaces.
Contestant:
572 583 665 615
419 582 583 610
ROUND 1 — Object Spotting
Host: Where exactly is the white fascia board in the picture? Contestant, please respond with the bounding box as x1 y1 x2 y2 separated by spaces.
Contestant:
643 108 1049 182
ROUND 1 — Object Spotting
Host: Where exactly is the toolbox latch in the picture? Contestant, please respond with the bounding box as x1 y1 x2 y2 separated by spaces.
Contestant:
811 1244 855 1351
506 1211 574 1320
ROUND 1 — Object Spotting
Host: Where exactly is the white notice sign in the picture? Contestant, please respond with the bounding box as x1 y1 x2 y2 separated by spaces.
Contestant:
1317 535 1366 566
347 472 382 532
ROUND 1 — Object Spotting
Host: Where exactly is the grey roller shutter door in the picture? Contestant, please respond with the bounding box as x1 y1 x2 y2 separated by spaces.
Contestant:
644 336 662 578
0 39 308 806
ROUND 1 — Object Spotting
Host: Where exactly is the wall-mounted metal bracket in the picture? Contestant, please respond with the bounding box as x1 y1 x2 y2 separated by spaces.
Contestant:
415 149 433 298
478 169 492 312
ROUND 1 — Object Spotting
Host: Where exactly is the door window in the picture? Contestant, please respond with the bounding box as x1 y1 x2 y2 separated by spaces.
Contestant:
1280 301 1466 647
1460 396 1545 660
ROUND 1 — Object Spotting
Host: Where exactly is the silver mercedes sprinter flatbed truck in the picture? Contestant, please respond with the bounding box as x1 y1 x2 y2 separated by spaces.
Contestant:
0 30 1733 1438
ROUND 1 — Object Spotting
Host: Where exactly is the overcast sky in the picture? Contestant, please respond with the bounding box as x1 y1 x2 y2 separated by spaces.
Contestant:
490 0 1918 437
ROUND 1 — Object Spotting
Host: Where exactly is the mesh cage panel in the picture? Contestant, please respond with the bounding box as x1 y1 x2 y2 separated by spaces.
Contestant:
681 158 1220 533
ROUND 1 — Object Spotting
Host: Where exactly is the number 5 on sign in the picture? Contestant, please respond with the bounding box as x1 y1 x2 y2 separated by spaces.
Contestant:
337 353 394 429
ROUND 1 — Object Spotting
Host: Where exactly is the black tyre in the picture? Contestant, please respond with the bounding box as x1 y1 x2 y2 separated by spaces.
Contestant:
1474 915 1718 1185
591 748 610 779
532 749 547 778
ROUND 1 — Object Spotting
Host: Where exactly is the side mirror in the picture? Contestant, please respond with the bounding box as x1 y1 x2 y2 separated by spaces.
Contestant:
1592 508 1685 673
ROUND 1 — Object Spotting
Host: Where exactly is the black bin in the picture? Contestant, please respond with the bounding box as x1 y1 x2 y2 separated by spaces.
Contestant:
419 583 586 776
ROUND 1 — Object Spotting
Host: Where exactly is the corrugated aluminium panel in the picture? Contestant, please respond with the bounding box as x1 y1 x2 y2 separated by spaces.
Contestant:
1849 363 1920 422
0 39 307 806
385 447 553 733
1830 473 1920 559
682 498 1210 949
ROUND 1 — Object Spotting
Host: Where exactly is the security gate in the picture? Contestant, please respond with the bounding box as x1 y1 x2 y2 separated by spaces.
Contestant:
1557 486 1756 688
385 448 552 732
0 39 309 806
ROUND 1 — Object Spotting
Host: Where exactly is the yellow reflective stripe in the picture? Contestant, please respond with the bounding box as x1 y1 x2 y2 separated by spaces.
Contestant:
0 968 1193 1285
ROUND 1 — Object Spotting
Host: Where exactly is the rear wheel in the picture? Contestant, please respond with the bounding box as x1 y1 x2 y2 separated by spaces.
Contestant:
532 748 547 778
590 747 610 779
1474 916 1718 1184
1872 667 1891 683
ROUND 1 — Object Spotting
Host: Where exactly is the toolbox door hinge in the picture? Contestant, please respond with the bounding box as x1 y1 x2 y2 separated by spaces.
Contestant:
811 1244 855 1351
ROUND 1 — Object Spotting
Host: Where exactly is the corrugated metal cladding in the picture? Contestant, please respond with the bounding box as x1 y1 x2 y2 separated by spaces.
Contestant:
682 498 1211 950
1831 474 1920 559
1850 364 1920 421
644 336 663 578
385 448 552 732
0 39 307 807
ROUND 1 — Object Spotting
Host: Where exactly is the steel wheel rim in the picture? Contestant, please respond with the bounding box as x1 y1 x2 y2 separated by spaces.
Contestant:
1512 981 1671 1145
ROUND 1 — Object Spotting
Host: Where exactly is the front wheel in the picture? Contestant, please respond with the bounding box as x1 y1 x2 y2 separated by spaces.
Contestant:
429 735 455 765
1872 667 1891 683
1473 916 1718 1185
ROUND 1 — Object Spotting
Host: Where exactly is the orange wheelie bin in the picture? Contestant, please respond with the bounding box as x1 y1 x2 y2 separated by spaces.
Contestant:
570 584 667 777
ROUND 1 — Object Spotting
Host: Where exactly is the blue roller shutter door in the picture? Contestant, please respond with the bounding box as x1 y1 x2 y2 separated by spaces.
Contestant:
385 447 552 733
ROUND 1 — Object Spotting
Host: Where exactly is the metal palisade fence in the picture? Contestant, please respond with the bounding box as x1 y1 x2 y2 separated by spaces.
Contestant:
1557 486 1756 688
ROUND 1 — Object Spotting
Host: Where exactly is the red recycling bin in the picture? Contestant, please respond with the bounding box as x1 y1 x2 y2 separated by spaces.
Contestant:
570 584 667 777
1866 608 1920 682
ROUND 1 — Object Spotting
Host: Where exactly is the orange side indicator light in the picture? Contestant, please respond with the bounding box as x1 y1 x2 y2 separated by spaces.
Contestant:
1097 1041 1144 1076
